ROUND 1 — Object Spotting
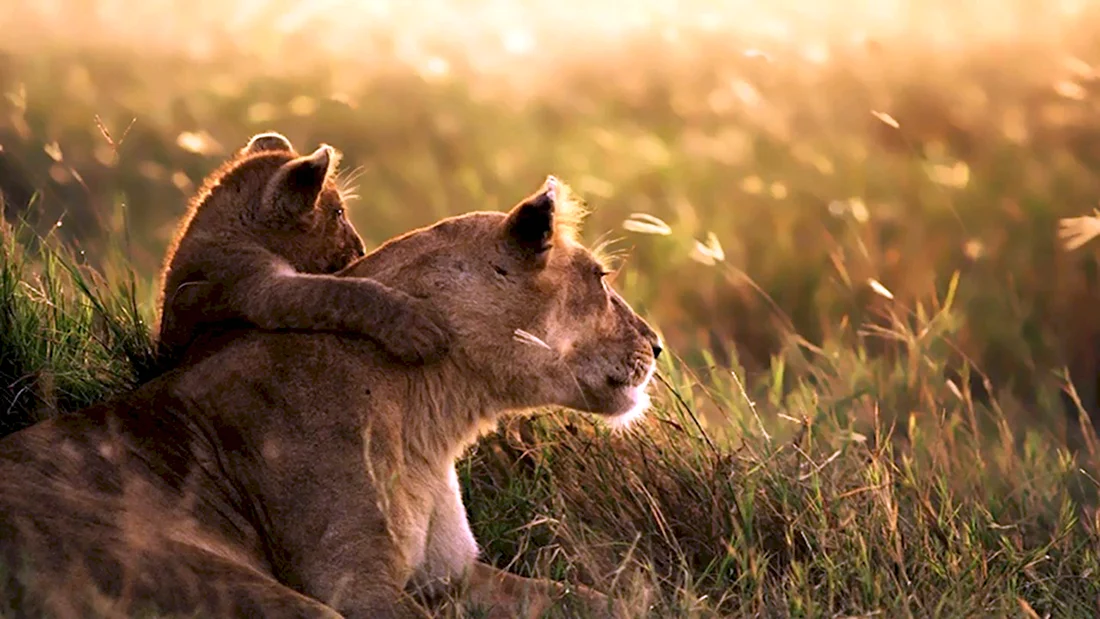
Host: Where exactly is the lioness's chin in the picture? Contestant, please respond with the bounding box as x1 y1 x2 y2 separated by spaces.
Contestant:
598 361 656 430
602 388 650 430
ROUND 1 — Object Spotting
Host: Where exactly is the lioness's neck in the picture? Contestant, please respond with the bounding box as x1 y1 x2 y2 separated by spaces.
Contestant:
399 355 509 467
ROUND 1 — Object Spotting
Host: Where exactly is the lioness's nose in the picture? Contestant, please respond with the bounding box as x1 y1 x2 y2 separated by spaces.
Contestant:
632 314 662 359
651 340 663 359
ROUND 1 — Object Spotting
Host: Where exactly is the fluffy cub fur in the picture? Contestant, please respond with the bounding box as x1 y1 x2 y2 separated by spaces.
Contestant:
155 132 449 369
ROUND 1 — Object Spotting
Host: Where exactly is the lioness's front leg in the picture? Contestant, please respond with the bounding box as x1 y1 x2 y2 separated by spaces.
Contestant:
239 417 432 619
412 465 619 618
407 465 481 600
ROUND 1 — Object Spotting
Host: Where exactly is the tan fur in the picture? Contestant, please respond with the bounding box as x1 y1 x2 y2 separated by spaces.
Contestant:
154 131 449 370
0 177 660 618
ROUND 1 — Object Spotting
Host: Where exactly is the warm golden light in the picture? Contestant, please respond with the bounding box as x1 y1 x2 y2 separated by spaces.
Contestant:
4 0 1097 72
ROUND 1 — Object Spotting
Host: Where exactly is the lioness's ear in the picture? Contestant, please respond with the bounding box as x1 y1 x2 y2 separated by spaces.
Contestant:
503 176 558 264
244 131 295 155
264 145 332 219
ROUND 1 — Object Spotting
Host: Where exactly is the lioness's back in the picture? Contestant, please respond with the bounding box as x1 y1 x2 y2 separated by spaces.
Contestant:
0 331 383 619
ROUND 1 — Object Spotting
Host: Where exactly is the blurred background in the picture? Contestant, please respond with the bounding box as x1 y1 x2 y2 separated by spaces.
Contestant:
5 0 1100 433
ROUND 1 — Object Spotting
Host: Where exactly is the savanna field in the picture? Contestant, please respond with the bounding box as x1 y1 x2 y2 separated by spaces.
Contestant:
7 1 1100 616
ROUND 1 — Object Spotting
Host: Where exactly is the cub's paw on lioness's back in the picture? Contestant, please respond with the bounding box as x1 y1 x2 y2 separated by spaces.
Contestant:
155 131 451 370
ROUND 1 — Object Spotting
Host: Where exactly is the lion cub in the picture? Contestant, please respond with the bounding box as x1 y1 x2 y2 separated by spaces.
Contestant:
155 132 449 369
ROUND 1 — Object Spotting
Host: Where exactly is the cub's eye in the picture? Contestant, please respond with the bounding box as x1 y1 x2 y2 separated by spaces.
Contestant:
594 265 612 279
334 207 345 217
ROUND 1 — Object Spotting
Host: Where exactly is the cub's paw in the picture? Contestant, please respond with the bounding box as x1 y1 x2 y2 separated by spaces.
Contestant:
375 296 452 365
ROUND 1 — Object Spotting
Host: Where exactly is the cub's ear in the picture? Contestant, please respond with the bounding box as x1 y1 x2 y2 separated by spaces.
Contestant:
503 176 559 265
244 131 295 155
263 145 332 219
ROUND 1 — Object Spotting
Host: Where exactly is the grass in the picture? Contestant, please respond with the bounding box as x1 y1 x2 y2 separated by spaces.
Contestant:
455 328 1100 616
0 221 155 435
7 9 1100 617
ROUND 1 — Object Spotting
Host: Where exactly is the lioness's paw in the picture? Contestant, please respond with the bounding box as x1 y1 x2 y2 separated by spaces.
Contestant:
376 297 452 365
552 584 627 619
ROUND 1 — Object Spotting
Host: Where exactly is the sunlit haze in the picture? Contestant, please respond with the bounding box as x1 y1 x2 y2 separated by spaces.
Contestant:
6 0 1098 74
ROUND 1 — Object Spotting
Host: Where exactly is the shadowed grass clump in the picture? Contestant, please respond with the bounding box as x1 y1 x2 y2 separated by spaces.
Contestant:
0 220 155 435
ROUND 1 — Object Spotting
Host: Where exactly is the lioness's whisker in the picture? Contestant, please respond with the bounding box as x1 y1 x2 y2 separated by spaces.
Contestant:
513 329 552 351
512 329 599 413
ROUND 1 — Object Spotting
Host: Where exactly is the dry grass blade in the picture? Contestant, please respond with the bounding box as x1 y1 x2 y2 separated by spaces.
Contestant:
1058 210 1100 251
871 110 900 128
622 214 672 236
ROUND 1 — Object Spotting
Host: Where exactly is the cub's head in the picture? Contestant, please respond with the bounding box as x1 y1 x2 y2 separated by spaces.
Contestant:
235 132 365 273
348 177 662 426
177 132 365 275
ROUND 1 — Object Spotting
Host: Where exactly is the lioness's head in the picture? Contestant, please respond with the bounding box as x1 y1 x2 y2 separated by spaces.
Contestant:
346 177 662 425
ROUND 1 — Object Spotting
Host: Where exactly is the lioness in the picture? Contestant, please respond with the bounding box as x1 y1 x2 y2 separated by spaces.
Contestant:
155 131 449 371
0 177 661 618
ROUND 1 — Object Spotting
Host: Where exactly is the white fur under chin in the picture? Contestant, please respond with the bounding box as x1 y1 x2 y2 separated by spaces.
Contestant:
603 361 657 431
